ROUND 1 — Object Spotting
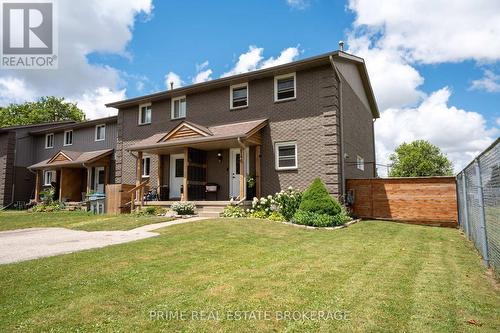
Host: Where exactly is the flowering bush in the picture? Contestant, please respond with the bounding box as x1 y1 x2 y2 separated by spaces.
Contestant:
220 205 247 218
268 211 286 222
171 201 196 215
273 187 302 220
249 195 274 217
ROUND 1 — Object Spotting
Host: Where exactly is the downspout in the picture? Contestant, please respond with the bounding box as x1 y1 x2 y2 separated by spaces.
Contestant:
329 55 346 198
236 137 247 203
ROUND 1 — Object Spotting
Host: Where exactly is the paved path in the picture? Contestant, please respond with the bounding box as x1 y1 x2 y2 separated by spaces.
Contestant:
0 217 207 265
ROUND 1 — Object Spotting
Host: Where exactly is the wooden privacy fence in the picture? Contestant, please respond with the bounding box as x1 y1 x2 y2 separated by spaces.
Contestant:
346 177 458 227
105 184 135 214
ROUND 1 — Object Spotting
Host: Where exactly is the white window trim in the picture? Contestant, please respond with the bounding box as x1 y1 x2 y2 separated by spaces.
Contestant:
230 82 249 110
63 130 73 146
171 96 187 120
275 141 298 170
138 103 152 125
142 156 151 177
274 72 296 102
357 155 365 171
43 170 53 186
95 124 106 141
45 133 54 149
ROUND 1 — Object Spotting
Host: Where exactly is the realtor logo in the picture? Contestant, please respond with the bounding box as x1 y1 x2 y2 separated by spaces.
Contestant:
1 0 58 69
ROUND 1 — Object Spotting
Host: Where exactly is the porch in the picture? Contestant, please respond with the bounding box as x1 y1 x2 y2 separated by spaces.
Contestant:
128 119 267 210
29 149 113 203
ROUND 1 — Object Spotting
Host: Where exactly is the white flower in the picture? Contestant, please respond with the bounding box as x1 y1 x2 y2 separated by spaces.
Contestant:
288 186 293 190
267 195 272 200
260 198 266 203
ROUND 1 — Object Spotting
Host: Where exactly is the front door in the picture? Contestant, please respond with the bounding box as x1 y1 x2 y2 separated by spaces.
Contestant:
229 148 249 198
169 154 184 199
94 167 105 193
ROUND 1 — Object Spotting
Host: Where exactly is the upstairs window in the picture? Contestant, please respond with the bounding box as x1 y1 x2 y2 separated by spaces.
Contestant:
45 133 54 149
274 73 296 102
63 130 73 146
357 155 365 171
275 141 298 170
95 124 106 141
142 156 151 177
230 83 248 109
139 103 152 125
171 96 186 119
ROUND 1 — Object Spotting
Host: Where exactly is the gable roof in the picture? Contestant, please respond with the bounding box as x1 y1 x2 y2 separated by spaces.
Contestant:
29 116 117 135
106 50 379 118
29 149 113 170
128 119 268 151
0 120 75 133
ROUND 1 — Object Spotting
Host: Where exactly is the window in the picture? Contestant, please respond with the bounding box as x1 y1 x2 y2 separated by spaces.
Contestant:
171 96 186 119
275 141 298 170
357 155 365 171
175 158 184 177
274 73 296 102
43 170 53 186
142 156 151 177
230 83 248 109
63 130 73 146
138 103 152 125
95 124 105 141
45 133 54 148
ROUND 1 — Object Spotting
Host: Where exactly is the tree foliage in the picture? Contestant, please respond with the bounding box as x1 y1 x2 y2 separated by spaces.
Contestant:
389 140 453 177
0 96 85 127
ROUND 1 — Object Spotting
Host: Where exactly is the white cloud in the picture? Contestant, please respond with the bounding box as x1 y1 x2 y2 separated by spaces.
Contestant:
72 87 126 119
261 47 301 69
470 70 500 93
136 81 145 92
164 72 183 89
192 61 213 84
0 77 37 106
348 0 500 64
222 46 300 77
375 87 498 175
0 0 153 118
286 0 310 10
497 117 500 126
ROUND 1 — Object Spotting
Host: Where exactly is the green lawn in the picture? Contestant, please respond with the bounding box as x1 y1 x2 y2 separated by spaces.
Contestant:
0 219 499 332
0 211 173 231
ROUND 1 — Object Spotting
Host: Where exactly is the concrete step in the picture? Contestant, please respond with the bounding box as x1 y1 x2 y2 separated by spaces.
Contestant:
197 211 222 218
197 206 225 212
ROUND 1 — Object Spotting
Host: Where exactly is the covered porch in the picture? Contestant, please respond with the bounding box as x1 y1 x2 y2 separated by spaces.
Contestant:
128 119 267 209
29 149 113 203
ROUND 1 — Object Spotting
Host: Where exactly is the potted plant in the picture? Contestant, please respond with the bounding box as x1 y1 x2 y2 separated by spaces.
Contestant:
246 174 256 199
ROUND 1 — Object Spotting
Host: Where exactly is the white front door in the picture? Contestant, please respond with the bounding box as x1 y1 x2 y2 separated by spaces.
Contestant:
94 167 105 193
169 154 184 199
229 148 249 199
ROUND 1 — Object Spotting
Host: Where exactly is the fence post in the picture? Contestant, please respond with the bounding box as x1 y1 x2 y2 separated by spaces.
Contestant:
460 172 470 239
475 159 490 266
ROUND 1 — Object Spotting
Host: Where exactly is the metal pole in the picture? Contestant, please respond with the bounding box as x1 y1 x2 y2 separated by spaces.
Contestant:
460 172 470 239
475 159 490 266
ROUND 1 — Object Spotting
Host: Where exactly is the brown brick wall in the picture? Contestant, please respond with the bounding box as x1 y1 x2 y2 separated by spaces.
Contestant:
116 65 349 197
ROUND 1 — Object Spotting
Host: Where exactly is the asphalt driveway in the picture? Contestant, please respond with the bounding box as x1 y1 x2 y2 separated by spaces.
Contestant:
0 217 207 264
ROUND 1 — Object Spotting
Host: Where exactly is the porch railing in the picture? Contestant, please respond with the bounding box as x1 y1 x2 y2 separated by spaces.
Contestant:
128 179 150 211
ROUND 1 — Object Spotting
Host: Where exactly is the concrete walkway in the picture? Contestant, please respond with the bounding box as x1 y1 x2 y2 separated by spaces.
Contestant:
0 217 208 265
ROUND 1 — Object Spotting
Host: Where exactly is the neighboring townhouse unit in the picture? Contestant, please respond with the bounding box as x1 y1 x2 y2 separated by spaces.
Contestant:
106 50 379 203
0 121 75 207
28 116 117 202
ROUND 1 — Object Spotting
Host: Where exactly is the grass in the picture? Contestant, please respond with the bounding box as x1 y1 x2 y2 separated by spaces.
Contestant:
0 219 499 332
0 211 173 231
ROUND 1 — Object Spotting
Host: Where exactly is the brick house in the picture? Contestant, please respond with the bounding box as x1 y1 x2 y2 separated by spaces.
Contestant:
105 50 379 204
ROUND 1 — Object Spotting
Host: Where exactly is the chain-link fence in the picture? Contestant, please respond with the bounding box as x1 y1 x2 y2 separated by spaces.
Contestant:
456 138 500 276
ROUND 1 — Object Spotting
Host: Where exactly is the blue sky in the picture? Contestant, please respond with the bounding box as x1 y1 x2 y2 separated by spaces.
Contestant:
1 0 498 172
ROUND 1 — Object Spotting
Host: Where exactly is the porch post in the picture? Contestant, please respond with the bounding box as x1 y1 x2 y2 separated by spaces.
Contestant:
182 148 188 201
104 164 110 193
157 154 163 198
136 151 143 208
255 145 261 198
239 147 245 200
34 170 41 202
59 168 64 200
86 167 91 194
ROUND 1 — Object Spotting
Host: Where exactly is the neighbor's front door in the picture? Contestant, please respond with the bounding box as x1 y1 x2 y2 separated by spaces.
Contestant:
94 167 105 193
169 154 184 199
229 148 249 198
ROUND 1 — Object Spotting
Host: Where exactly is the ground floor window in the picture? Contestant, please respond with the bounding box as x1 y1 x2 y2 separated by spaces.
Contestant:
43 170 53 186
275 141 298 170
142 156 151 177
357 155 365 171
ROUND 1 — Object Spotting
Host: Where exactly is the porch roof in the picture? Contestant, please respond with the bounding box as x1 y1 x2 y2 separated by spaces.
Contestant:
128 118 268 153
29 149 113 170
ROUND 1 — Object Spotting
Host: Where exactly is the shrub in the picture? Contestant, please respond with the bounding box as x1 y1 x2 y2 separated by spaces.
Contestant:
299 178 341 216
248 210 268 219
220 205 247 218
171 201 196 215
251 196 273 215
268 211 286 222
138 206 168 216
40 187 55 205
274 187 302 220
293 210 334 227
331 207 352 226
31 201 64 213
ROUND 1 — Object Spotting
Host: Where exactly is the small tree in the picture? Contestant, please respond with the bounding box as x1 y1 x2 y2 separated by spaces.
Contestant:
389 140 453 177
298 178 341 216
0 96 85 127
